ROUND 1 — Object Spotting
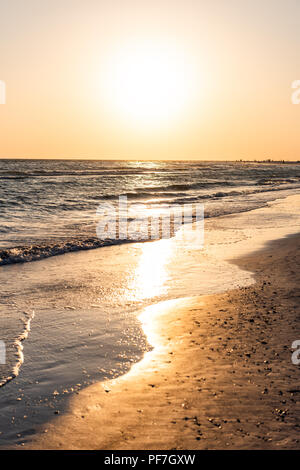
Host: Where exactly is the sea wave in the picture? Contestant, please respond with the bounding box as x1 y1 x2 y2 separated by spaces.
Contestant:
96 182 300 204
1 182 300 266
0 168 185 178
0 238 137 266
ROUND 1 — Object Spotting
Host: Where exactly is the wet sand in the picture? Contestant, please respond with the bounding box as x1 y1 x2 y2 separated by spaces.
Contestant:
26 233 300 450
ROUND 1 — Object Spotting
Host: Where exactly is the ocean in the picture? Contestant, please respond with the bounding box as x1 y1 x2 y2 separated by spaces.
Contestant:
1 159 300 263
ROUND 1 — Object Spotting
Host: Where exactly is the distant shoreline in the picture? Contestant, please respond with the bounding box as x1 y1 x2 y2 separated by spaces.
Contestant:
0 157 300 163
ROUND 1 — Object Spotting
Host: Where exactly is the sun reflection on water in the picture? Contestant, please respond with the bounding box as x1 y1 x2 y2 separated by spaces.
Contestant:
129 238 174 301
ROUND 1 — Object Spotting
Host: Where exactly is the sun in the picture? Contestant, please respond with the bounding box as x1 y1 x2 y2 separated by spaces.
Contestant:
102 39 195 130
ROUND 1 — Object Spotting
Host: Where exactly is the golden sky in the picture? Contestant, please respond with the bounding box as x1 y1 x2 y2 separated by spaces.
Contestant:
0 0 300 160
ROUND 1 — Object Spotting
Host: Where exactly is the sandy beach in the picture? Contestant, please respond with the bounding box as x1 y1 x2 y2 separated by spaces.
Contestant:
23 230 300 450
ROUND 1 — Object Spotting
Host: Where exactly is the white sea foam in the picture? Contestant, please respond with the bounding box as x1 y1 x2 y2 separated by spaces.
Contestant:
0 311 35 388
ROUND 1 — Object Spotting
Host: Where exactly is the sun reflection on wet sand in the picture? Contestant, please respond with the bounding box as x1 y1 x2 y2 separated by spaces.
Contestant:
129 238 174 301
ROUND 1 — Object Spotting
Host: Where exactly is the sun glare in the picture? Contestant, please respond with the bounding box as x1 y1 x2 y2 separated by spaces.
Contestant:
102 40 196 130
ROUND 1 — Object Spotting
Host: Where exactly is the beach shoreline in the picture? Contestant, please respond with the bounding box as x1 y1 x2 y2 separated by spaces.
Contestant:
23 231 300 450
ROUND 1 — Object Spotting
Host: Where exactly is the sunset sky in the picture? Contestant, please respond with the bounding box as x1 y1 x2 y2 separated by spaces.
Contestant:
0 0 300 160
